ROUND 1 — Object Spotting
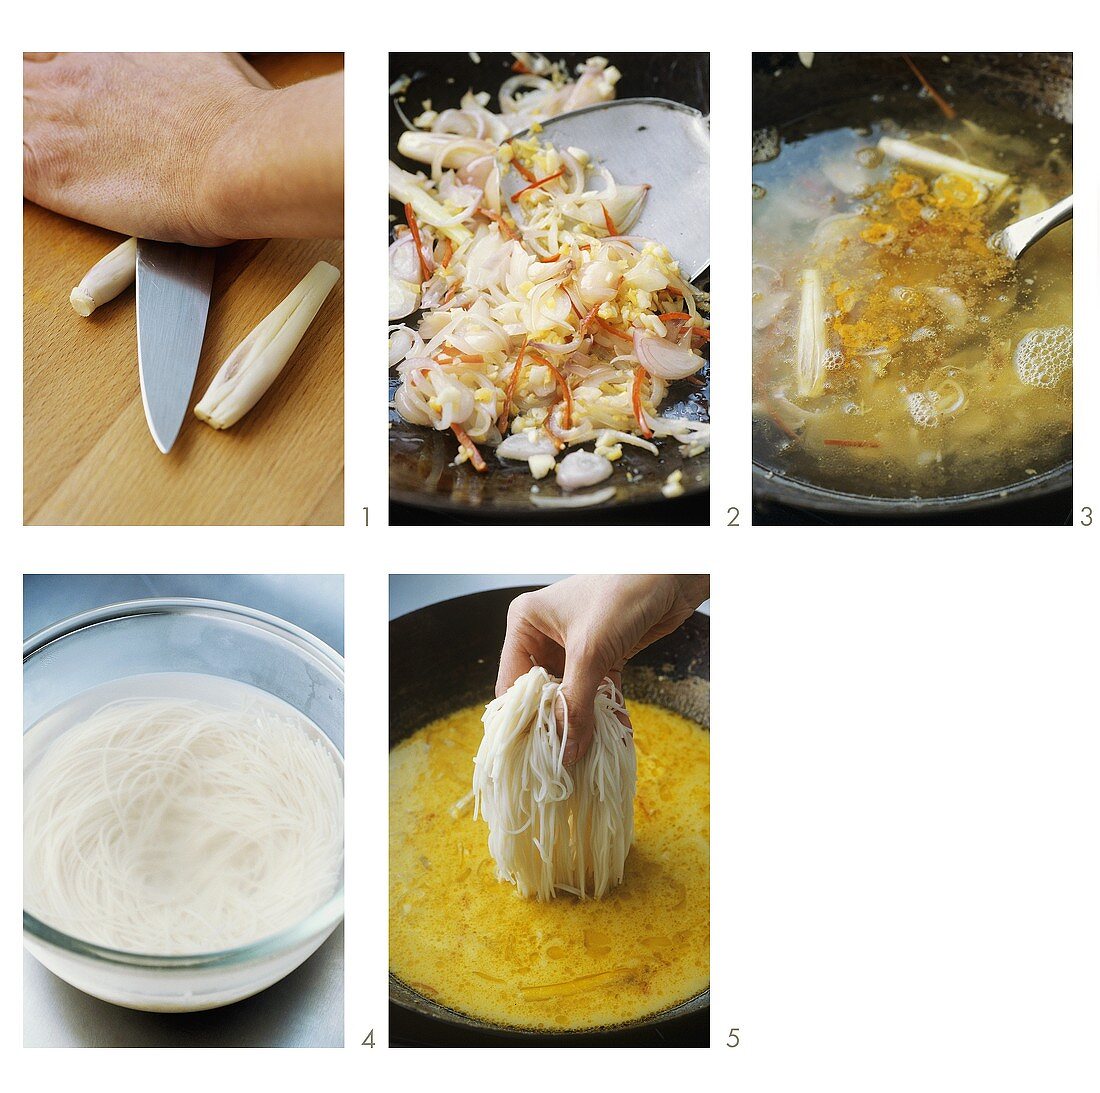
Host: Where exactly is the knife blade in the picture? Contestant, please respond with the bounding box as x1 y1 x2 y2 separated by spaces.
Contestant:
136 240 216 453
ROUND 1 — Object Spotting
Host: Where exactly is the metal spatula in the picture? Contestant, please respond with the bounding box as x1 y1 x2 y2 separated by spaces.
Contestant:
995 194 1073 261
502 98 710 281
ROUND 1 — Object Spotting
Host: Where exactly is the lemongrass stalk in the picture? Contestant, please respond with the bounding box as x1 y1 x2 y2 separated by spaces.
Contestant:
388 162 472 245
397 132 495 169
796 269 828 398
69 237 137 316
877 137 1010 192
194 261 340 430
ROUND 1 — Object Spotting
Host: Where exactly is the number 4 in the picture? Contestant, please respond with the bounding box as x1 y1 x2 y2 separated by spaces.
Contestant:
362 1029 375 1047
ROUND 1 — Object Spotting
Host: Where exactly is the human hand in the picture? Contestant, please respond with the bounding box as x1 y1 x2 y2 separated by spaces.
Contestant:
23 53 343 245
496 574 709 764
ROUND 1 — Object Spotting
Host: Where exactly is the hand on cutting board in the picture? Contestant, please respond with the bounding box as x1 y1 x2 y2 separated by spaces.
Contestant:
497 574 710 765
23 52 343 245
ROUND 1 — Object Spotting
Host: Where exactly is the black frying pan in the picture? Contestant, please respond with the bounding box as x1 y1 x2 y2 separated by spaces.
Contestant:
388 585 709 1046
752 52 1072 519
389 53 710 521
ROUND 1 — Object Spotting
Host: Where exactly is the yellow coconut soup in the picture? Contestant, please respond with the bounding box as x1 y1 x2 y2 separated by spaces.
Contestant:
753 99 1071 498
389 699 709 1031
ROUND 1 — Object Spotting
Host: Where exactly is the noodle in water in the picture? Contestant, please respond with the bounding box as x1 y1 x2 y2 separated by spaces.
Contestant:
23 698 343 955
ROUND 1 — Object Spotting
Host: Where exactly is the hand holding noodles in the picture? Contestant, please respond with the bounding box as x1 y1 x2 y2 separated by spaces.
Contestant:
195 260 340 429
472 666 636 901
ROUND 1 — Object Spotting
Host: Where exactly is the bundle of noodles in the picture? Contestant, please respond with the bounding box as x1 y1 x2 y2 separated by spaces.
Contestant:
23 699 343 955
471 666 636 900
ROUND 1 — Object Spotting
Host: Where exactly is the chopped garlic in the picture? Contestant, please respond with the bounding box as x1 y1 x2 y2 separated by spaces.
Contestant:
528 454 556 479
69 237 137 316
195 261 340 430
661 470 684 498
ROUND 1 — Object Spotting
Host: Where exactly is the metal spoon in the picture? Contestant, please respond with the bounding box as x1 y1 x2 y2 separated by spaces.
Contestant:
995 194 1073 261
502 98 710 281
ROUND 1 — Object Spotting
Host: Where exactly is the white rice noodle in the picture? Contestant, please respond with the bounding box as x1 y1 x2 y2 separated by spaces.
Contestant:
23 699 343 956
471 667 635 900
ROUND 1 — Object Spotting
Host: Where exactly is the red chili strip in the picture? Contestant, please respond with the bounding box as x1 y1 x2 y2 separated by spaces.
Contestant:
498 338 528 432
528 351 573 429
451 424 487 471
593 315 633 343
510 167 566 203
901 54 956 120
510 154 539 184
632 366 653 438
480 209 516 240
403 202 431 285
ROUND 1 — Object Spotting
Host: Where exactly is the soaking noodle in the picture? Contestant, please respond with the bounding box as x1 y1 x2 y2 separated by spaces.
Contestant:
24 695 343 955
471 667 636 900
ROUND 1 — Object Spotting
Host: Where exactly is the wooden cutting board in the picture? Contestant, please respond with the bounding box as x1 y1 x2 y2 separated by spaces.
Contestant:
23 53 344 526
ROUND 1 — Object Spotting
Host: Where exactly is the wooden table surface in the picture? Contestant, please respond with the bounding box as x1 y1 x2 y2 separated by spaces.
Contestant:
23 53 344 526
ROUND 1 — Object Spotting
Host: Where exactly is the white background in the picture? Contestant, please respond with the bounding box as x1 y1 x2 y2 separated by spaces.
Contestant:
12 14 1099 1091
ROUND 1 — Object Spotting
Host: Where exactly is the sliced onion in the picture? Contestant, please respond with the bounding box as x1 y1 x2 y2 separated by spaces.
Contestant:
632 329 704 381
577 259 622 307
497 433 558 461
555 450 613 491
388 326 420 366
530 485 616 508
500 74 553 113
390 235 420 282
389 278 419 322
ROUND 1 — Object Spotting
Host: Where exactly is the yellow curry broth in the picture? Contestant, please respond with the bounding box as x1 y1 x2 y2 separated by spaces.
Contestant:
752 106 1072 498
389 700 709 1030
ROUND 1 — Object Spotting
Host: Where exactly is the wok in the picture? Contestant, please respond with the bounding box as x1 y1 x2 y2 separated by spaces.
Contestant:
389 586 709 1046
389 53 710 519
752 52 1072 517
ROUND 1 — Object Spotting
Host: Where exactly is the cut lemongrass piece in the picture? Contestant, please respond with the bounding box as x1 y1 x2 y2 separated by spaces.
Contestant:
877 137 1010 193
795 269 828 398
194 261 340 430
388 162 472 245
397 132 495 170
69 237 137 316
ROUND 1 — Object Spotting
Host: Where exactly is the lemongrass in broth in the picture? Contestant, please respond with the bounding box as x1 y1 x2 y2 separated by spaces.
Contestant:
752 94 1071 499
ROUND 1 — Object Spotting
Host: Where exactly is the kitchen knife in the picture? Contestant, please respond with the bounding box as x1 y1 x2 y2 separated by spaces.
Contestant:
136 240 216 453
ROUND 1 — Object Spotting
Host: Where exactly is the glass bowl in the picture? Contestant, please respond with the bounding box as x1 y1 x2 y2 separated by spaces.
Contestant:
23 597 344 1012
